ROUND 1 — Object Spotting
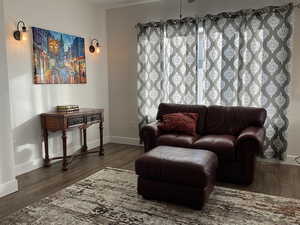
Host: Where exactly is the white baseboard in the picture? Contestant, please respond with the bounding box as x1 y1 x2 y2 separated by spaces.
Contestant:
103 136 111 144
0 179 18 198
15 136 111 176
15 158 44 176
109 136 142 146
257 154 300 166
285 155 300 166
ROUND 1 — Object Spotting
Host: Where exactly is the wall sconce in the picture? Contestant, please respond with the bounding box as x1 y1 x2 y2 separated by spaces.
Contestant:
89 39 100 54
13 20 28 41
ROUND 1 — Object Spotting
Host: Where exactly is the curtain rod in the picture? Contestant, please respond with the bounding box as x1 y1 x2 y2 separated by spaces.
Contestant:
135 2 299 29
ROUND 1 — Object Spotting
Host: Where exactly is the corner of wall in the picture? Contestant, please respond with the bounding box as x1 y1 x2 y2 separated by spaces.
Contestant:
0 0 18 197
0 179 18 198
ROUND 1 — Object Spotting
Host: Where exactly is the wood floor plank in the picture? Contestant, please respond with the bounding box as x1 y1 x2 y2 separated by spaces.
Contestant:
0 143 299 219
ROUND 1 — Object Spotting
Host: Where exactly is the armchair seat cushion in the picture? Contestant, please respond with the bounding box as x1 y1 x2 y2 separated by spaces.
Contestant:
157 134 197 148
193 135 236 161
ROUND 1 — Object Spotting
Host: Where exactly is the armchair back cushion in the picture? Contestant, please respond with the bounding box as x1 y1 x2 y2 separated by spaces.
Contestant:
156 103 266 136
206 106 267 136
157 103 207 135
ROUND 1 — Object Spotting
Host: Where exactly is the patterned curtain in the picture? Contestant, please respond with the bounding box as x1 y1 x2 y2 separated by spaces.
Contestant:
137 4 293 159
137 20 198 126
162 19 198 105
137 23 163 129
199 4 293 159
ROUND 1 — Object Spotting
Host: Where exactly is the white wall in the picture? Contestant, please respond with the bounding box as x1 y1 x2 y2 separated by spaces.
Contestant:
0 0 18 197
3 0 110 175
107 0 300 157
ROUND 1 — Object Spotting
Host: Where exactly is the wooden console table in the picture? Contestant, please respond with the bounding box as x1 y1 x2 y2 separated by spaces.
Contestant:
40 108 104 171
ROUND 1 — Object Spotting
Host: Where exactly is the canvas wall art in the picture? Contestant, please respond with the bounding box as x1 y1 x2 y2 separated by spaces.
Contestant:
32 27 86 84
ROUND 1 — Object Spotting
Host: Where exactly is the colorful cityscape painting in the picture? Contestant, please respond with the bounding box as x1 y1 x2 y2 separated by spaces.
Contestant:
32 27 86 84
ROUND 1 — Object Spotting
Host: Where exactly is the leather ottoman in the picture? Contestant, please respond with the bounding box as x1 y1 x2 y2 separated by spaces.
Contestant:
135 146 218 209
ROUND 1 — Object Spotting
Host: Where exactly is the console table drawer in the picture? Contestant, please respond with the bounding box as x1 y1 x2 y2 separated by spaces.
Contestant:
68 116 84 127
87 114 100 123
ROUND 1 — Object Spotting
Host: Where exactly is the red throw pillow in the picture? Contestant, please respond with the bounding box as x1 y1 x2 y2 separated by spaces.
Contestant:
158 113 199 136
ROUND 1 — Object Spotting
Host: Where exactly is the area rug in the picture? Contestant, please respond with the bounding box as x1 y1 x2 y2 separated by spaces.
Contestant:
2 168 300 225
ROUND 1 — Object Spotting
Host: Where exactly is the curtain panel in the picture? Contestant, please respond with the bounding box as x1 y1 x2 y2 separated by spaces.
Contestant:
137 4 293 159
137 23 163 129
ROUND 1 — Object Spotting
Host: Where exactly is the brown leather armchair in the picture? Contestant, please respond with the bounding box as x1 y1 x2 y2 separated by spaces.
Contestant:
141 103 267 185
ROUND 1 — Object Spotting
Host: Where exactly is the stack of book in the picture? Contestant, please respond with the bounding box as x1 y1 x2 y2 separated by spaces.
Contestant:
56 105 80 113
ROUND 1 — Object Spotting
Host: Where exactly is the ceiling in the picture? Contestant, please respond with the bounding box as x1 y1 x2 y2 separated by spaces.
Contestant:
87 0 160 9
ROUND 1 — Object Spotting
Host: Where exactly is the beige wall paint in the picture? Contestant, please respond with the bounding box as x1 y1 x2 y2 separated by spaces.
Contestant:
107 2 160 140
3 0 110 175
107 0 300 156
288 5 300 156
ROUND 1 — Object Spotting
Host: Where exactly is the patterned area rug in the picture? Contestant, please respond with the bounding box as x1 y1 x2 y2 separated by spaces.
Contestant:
3 168 300 225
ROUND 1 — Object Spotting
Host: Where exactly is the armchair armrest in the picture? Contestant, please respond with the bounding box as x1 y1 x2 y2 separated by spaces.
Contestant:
142 122 160 136
236 127 265 155
235 127 265 185
141 121 161 152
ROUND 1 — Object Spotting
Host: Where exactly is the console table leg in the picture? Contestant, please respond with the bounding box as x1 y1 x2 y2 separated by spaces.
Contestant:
43 129 50 167
99 121 104 156
83 128 87 152
62 130 68 171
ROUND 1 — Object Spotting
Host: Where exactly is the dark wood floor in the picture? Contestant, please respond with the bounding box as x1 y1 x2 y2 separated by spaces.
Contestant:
0 143 300 219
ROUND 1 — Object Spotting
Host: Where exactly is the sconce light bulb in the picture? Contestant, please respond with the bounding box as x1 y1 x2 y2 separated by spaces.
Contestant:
96 47 100 54
21 31 28 41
